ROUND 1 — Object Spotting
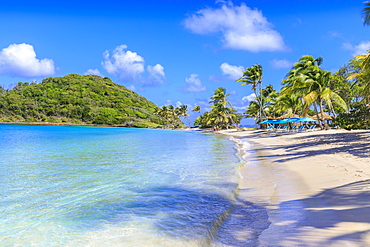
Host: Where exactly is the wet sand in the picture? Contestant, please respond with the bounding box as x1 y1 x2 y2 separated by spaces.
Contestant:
220 128 370 246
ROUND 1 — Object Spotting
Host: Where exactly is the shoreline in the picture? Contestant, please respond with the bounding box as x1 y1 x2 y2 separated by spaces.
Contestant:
220 128 370 246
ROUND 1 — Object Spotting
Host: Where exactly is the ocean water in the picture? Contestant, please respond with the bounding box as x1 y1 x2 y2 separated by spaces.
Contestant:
0 124 252 246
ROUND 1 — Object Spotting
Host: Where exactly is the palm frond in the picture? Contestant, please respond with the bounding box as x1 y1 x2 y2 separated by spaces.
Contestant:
363 1 370 25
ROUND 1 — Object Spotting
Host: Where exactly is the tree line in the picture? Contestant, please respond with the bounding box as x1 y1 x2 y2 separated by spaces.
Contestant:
192 2 370 130
189 53 369 131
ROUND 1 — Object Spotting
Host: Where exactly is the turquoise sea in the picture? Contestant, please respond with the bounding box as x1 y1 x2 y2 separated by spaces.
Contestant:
0 124 268 246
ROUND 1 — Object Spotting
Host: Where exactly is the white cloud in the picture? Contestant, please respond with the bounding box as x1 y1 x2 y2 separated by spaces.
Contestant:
270 59 293 69
127 84 137 91
183 1 286 52
127 84 144 92
102 44 165 86
102 44 145 82
184 74 206 93
147 64 166 85
242 93 256 102
0 43 55 78
84 69 103 76
354 41 370 54
220 62 244 79
342 41 370 55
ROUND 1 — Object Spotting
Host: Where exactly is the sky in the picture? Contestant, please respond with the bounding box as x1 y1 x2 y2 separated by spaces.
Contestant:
0 0 369 125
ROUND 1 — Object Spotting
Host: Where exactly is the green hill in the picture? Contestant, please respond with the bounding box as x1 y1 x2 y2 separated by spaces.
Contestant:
0 74 162 127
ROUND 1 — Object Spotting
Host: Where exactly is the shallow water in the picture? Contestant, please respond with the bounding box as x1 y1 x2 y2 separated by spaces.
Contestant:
0 125 247 246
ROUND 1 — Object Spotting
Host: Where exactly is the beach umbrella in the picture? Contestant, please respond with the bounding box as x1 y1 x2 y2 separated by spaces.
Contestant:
259 120 270 124
285 118 300 123
259 119 277 124
274 119 290 124
298 116 316 122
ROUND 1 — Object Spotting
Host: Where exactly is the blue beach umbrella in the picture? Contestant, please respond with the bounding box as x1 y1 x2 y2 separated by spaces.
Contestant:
274 119 287 124
298 116 316 122
285 118 300 123
259 120 270 124
259 119 277 124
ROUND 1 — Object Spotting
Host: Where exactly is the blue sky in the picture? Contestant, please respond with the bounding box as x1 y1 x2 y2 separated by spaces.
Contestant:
0 0 368 124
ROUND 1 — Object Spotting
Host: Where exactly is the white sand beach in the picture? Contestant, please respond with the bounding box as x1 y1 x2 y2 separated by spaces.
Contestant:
220 128 370 246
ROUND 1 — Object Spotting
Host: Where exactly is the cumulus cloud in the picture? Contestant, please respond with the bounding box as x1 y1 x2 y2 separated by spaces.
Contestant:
183 1 286 52
84 69 103 76
184 74 206 93
102 44 145 82
270 59 293 69
242 93 256 102
147 64 166 85
342 41 370 55
102 44 165 86
0 43 55 78
220 62 244 79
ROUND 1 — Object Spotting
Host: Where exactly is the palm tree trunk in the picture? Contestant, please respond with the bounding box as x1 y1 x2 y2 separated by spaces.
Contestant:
318 100 330 130
313 102 324 129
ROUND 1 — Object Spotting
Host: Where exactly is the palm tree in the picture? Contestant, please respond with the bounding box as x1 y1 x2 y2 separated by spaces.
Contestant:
210 87 230 107
176 104 190 126
283 56 347 129
193 88 240 130
274 94 302 117
343 57 370 103
284 55 323 86
192 105 201 113
359 1 370 75
236 64 264 122
281 56 347 129
363 1 370 25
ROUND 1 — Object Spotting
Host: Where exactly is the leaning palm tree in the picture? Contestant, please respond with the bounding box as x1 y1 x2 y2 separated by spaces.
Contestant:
236 64 264 122
176 104 191 126
290 68 347 129
282 55 347 129
284 55 323 84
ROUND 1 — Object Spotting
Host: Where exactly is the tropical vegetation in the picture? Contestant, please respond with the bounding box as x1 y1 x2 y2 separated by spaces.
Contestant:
194 88 242 129
0 74 172 127
237 53 370 130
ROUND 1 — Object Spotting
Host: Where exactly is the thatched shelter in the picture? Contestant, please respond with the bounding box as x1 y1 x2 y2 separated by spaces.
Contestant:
311 112 332 120
277 114 301 120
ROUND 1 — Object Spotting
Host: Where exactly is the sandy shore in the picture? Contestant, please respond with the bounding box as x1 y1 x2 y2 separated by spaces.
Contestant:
220 128 370 246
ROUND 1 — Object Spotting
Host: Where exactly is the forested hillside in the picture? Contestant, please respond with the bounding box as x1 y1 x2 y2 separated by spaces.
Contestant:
0 74 162 127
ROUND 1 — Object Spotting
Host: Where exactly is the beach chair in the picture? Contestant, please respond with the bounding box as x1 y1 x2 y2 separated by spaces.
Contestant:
275 125 281 130
307 125 316 131
281 125 288 131
297 125 306 131
289 126 297 132
263 125 274 130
